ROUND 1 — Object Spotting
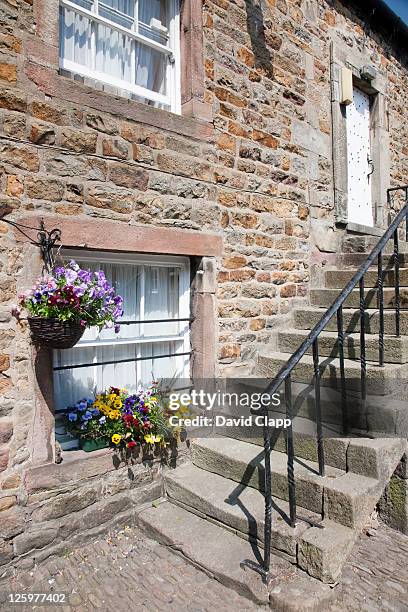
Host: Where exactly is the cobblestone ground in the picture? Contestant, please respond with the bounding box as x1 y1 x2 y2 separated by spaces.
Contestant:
328 523 408 612
0 522 407 611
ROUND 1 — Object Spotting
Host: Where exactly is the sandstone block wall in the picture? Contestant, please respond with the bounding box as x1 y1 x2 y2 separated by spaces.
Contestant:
0 0 407 568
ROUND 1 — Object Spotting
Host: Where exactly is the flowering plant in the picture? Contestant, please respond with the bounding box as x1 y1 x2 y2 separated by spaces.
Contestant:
16 260 123 332
64 383 173 450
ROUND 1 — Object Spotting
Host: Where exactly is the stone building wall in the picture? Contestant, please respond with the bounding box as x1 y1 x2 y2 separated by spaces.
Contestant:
0 0 407 568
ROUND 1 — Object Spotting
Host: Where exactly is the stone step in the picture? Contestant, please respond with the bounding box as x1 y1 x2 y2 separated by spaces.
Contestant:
165 462 320 560
325 268 408 289
336 252 408 268
192 437 384 529
137 498 335 605
164 462 357 583
222 406 406 476
293 306 408 335
136 498 270 604
310 287 408 309
257 351 408 396
341 235 408 254
278 328 408 363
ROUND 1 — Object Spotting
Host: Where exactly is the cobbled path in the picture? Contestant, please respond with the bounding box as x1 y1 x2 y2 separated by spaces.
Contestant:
328 522 408 612
0 522 407 611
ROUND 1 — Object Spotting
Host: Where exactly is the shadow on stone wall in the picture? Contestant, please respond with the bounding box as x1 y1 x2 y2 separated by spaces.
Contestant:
244 0 274 78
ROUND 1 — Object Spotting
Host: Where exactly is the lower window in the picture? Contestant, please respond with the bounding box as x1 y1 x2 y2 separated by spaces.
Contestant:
54 250 190 449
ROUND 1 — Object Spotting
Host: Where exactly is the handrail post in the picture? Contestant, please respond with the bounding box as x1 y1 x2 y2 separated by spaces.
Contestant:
285 376 296 527
312 339 325 477
359 277 367 404
262 411 272 578
394 229 400 337
336 306 348 434
378 250 385 366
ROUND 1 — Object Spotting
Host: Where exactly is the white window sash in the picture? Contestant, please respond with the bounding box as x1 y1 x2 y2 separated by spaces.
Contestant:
60 58 170 107
61 0 172 57
59 0 181 112
168 0 180 114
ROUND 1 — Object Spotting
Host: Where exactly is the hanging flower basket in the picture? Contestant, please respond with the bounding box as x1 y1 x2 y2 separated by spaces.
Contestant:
28 317 85 349
13 260 124 350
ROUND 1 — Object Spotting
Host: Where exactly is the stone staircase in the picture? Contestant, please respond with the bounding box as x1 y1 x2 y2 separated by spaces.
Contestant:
137 237 408 609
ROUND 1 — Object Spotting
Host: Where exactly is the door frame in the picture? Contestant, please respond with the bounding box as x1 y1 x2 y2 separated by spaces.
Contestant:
330 42 390 235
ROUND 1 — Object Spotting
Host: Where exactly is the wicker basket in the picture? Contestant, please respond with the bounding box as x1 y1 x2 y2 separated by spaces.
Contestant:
28 317 85 349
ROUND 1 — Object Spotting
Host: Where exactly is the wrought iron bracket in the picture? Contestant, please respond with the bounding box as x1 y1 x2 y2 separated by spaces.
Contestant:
0 215 61 273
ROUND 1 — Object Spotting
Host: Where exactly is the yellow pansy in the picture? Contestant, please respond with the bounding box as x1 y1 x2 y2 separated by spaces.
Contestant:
144 434 162 444
108 394 116 402
108 410 120 420
114 399 122 409
111 434 121 445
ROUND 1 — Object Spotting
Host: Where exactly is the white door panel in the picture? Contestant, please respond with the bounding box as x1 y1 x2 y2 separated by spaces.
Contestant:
346 88 373 226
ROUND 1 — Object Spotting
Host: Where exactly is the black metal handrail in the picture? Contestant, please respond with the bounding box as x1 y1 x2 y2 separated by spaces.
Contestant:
254 185 408 581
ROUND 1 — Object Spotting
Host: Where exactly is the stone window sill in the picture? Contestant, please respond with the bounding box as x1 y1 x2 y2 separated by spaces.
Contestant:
345 222 386 237
25 62 213 141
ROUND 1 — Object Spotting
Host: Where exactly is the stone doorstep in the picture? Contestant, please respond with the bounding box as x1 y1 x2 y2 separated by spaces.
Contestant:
293 306 408 335
191 437 396 530
136 497 335 609
257 352 408 396
164 462 358 583
278 328 408 364
310 287 408 309
325 267 408 289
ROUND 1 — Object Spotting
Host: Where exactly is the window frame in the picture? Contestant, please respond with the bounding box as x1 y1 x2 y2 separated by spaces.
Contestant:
53 249 191 402
59 0 181 112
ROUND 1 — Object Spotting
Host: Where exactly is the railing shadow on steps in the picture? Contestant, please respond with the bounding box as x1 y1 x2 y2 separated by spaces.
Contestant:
248 185 408 583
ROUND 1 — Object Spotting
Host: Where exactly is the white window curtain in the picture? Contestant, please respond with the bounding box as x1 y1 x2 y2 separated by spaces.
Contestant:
60 6 93 69
136 0 167 95
53 256 189 412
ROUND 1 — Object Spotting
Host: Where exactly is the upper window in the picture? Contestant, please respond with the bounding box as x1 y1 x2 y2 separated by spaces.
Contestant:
59 0 181 112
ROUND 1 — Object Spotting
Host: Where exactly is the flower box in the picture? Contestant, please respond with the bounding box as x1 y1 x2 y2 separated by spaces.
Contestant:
80 438 109 453
64 384 177 455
